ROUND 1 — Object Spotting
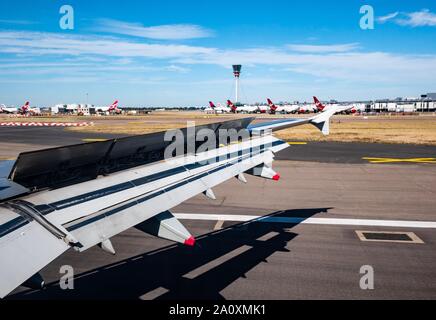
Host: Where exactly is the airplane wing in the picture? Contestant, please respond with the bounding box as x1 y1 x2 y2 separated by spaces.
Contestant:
248 107 337 135
0 160 15 179
0 204 71 297
0 112 335 298
338 105 354 113
0 160 29 202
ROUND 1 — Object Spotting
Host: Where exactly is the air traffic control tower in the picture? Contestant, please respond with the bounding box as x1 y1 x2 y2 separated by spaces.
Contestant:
233 65 242 103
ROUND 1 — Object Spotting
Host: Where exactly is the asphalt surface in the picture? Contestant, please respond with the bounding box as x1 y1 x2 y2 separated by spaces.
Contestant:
0 127 125 159
1 126 436 299
278 141 436 164
1 126 435 164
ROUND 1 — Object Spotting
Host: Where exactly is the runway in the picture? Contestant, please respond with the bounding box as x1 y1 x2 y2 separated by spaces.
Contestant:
1 126 436 299
5 160 436 300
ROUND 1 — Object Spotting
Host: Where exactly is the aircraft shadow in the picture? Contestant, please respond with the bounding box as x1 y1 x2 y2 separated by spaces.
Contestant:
10 208 331 300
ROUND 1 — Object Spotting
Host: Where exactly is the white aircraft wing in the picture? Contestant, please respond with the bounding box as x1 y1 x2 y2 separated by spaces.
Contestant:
0 161 30 202
0 160 15 179
248 107 337 135
338 105 354 113
0 205 71 298
62 135 284 252
0 113 335 298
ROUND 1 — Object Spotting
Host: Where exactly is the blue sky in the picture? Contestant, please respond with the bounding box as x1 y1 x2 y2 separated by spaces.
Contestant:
0 0 436 107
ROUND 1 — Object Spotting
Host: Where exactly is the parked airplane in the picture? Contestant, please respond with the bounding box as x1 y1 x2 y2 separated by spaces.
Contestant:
6 101 41 115
97 100 122 114
20 101 41 115
226 100 264 114
298 103 317 114
267 99 300 114
0 104 18 114
0 108 337 298
204 101 231 114
314 96 357 114
226 100 239 113
0 102 39 115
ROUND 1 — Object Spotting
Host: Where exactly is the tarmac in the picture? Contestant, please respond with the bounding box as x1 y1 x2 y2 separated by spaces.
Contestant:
1 126 436 299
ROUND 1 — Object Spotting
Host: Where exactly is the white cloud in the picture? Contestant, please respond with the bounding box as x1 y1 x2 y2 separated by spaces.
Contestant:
287 43 359 53
94 19 213 40
164 65 190 73
174 49 436 84
377 12 399 23
378 9 436 27
0 31 215 58
397 9 436 27
0 30 436 88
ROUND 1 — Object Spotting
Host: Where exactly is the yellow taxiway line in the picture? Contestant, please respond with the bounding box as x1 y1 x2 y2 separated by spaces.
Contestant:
82 138 108 143
363 157 436 164
287 142 307 145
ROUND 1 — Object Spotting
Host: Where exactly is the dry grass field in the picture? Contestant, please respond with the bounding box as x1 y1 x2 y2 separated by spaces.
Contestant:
2 112 436 145
276 117 436 145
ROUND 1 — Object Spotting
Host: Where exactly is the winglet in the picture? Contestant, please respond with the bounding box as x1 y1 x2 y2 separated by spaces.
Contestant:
184 236 196 247
309 107 337 136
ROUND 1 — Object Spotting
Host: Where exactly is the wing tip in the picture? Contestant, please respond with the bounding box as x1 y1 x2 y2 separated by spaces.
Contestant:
184 236 196 247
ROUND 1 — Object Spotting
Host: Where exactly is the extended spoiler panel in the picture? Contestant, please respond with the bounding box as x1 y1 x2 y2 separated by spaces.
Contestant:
8 118 254 191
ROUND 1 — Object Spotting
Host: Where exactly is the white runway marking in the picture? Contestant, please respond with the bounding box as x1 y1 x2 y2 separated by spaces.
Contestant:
183 245 252 279
174 213 436 229
214 220 225 230
139 287 169 300
257 231 280 241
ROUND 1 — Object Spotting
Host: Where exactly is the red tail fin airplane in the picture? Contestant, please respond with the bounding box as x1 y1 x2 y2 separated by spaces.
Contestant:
204 101 232 114
267 98 278 114
313 96 326 112
19 101 30 114
313 96 357 114
227 100 238 113
108 100 121 114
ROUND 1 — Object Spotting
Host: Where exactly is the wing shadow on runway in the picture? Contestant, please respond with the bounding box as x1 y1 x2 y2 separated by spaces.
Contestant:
10 207 331 300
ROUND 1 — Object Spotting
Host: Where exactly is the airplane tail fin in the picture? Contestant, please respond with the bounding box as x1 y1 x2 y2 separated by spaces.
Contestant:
21 101 30 112
209 101 216 108
227 100 237 112
108 100 120 112
313 96 325 111
267 98 277 112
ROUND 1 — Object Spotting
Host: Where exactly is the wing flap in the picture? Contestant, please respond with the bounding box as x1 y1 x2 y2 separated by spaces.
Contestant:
65 149 275 251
